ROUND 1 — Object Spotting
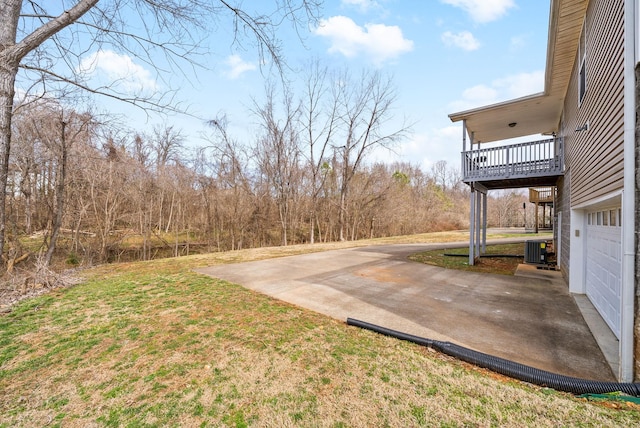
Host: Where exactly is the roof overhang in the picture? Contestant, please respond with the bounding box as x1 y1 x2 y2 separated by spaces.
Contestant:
448 92 562 143
448 0 588 144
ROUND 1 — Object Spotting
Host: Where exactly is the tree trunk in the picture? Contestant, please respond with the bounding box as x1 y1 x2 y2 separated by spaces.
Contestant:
0 62 17 264
339 188 347 241
0 1 21 263
279 198 289 246
165 189 175 233
44 120 67 266
0 0 97 267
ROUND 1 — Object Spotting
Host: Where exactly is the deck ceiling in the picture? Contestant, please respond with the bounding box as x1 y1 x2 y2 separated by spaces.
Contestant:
470 174 562 191
449 0 588 144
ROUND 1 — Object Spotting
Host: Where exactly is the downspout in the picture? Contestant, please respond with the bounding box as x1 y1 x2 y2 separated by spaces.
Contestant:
621 0 636 382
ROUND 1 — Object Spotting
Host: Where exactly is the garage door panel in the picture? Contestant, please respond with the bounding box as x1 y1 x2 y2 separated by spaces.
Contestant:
585 210 621 339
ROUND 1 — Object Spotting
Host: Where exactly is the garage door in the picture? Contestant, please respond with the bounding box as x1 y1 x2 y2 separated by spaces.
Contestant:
585 208 622 338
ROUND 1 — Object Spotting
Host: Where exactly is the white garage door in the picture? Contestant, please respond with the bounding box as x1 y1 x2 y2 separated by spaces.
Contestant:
585 208 622 339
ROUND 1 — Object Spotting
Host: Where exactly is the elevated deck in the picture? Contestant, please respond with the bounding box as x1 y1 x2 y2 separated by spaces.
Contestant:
529 187 556 204
462 138 563 190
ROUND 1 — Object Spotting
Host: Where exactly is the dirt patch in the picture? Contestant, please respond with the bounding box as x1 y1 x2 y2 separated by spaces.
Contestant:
354 266 413 284
472 255 523 275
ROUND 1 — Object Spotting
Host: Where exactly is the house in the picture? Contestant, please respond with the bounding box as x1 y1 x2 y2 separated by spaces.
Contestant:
448 0 638 382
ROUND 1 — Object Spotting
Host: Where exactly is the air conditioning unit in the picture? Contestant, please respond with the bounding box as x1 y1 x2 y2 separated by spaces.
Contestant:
524 240 548 265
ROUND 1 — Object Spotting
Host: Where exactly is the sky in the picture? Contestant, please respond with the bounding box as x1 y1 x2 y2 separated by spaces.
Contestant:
66 0 552 171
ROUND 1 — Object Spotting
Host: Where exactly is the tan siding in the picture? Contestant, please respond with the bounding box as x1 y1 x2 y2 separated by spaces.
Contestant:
563 0 624 206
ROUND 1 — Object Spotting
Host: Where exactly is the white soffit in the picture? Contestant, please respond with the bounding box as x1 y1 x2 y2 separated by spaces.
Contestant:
449 93 561 143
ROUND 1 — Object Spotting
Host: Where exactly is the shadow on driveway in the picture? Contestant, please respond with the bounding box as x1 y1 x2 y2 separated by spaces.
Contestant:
196 241 614 381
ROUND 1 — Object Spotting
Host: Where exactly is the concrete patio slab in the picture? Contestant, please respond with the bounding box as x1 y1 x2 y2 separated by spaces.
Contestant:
195 241 615 382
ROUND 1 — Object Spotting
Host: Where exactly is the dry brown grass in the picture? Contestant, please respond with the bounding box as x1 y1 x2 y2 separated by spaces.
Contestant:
410 243 526 275
1 231 638 427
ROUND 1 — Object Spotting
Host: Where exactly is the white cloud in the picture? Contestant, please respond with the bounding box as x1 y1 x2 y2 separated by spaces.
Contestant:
441 31 480 51
314 15 414 65
341 0 378 13
78 50 158 94
224 54 257 79
492 70 544 98
462 84 499 105
392 126 463 170
510 35 526 51
449 70 544 111
441 0 515 23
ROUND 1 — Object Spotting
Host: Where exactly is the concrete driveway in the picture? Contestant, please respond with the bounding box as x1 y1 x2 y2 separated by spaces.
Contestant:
196 241 614 381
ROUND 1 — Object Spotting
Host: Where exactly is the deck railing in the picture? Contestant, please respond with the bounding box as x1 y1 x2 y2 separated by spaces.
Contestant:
461 138 563 182
529 187 555 203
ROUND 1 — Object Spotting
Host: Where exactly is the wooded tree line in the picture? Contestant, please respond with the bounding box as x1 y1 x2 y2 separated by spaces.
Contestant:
1 1 531 270
7 72 538 268
0 0 322 272
7 85 473 266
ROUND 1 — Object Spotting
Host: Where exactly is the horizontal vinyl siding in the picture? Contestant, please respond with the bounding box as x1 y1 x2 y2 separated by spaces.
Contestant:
564 0 624 206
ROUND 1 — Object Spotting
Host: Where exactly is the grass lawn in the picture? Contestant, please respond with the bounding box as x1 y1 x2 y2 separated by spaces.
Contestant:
410 243 527 275
1 232 638 427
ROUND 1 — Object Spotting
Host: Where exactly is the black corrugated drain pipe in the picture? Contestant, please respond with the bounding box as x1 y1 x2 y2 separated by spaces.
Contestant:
346 318 640 397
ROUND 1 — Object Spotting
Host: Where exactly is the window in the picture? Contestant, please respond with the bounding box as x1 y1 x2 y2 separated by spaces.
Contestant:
578 21 587 104
588 209 621 227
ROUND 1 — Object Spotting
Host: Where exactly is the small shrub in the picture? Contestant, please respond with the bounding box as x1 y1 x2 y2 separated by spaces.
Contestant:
66 252 80 266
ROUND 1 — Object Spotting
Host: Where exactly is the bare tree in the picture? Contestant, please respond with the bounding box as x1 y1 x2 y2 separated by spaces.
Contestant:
253 84 302 246
9 101 93 265
299 60 338 244
489 190 526 228
151 124 184 169
0 0 320 266
206 115 254 250
147 124 185 232
192 146 218 249
43 110 93 266
431 160 448 192
346 164 390 240
333 70 410 241
11 109 39 235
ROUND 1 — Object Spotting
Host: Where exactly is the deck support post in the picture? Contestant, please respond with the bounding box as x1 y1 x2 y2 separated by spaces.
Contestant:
469 182 488 266
482 191 487 253
475 183 488 256
469 187 475 266
475 188 481 256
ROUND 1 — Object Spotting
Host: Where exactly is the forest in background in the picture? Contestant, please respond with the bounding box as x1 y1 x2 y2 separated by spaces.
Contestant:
0 2 536 274
6 92 532 270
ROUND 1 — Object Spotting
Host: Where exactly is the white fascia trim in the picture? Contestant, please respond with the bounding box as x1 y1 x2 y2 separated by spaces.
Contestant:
620 0 636 383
